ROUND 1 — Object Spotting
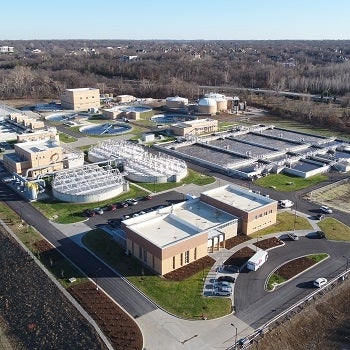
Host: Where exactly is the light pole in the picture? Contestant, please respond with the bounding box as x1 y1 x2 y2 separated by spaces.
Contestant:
231 323 238 350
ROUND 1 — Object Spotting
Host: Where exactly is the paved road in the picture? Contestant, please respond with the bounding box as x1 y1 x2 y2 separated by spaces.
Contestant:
0 181 157 318
235 237 350 329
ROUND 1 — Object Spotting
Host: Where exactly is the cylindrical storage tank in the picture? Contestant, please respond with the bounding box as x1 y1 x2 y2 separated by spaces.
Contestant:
216 98 227 111
198 98 217 115
166 96 189 109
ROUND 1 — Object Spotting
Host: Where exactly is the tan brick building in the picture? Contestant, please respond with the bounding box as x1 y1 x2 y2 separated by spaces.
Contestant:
170 118 218 136
60 88 100 111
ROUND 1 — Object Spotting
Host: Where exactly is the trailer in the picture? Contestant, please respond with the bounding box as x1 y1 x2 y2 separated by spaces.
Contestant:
247 250 268 271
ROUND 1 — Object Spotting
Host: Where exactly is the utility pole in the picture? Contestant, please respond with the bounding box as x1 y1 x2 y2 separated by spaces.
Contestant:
231 323 238 350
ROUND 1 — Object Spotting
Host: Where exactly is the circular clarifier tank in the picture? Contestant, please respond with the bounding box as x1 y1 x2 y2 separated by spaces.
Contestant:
151 113 196 124
79 122 132 136
45 112 85 122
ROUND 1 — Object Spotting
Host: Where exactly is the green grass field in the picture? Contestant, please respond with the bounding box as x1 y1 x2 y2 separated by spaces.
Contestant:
255 173 328 192
318 218 350 241
83 229 231 319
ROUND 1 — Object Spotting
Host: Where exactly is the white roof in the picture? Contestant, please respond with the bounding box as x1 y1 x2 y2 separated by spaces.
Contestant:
124 199 237 248
202 184 276 212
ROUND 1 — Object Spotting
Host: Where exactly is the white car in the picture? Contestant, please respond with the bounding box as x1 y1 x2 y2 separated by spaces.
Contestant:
313 277 327 288
279 200 294 208
93 207 104 215
320 206 332 214
214 285 233 296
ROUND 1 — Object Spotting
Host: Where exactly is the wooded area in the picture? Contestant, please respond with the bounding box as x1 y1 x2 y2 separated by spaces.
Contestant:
0 39 349 131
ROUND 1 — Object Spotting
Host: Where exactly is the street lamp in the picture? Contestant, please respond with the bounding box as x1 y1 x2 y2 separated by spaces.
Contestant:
231 323 238 350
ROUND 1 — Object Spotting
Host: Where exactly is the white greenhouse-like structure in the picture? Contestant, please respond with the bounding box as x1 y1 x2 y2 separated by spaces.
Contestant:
88 140 188 183
52 164 125 203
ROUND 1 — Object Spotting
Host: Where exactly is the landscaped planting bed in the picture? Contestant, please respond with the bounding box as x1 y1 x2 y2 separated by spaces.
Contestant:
164 255 216 281
225 235 251 250
224 246 256 268
253 237 284 250
274 256 317 280
69 282 143 350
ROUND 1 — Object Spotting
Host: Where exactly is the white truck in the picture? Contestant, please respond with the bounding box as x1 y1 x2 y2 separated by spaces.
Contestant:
247 250 268 271
279 199 294 208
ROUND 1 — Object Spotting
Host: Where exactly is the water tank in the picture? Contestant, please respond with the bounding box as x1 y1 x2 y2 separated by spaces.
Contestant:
166 96 188 109
198 98 217 115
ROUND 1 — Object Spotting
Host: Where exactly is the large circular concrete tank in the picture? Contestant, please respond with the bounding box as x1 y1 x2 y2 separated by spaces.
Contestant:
198 98 217 115
166 96 189 109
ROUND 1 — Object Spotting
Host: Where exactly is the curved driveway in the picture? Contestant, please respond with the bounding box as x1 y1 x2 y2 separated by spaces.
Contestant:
235 237 350 329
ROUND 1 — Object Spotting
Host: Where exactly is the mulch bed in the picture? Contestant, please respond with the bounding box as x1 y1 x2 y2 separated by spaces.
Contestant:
275 257 316 280
224 246 256 267
69 282 143 350
225 235 251 250
164 255 215 281
253 237 284 250
25 239 143 350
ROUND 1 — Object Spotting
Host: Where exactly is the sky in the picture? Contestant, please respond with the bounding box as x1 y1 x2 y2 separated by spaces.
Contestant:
1 0 350 41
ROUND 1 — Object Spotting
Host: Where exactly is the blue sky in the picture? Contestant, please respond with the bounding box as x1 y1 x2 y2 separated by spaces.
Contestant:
2 0 349 40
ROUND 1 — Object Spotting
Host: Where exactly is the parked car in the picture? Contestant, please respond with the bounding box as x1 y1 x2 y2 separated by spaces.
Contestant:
120 201 129 208
122 214 130 220
214 284 233 296
144 194 152 200
217 275 236 283
107 204 117 211
126 198 138 205
320 206 332 214
83 209 95 217
287 232 299 241
107 218 119 228
315 230 326 239
313 277 327 288
94 208 104 215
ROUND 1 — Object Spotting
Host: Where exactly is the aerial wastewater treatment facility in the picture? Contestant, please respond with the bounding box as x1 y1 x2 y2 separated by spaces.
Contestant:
88 139 188 183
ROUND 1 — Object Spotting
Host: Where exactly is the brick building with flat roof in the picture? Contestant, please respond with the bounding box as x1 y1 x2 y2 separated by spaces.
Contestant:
60 88 100 111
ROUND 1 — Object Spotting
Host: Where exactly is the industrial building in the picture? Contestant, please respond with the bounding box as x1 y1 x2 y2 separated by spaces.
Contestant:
122 198 238 275
88 140 188 183
121 184 277 275
60 88 100 111
170 118 218 136
201 185 277 235
3 130 84 179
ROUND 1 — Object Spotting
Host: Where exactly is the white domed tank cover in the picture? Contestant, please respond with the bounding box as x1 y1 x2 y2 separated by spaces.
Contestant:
52 164 125 203
88 139 145 163
88 139 187 183
204 93 226 99
166 96 189 109
198 97 217 115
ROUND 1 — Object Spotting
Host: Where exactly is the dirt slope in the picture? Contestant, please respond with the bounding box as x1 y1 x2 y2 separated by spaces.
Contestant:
250 278 350 350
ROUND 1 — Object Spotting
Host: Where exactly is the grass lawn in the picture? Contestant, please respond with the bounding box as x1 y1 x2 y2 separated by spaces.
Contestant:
0 203 87 288
32 168 214 223
318 218 350 242
308 253 329 263
267 273 285 290
33 184 149 223
83 229 231 319
58 132 77 143
249 211 312 238
255 173 328 192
